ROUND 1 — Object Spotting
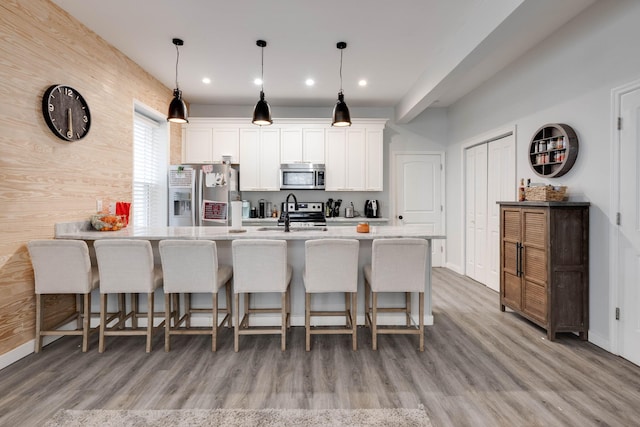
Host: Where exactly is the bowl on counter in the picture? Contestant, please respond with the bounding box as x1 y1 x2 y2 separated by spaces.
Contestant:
91 214 127 231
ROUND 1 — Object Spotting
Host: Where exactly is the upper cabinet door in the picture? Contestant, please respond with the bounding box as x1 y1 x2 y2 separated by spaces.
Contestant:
325 129 347 190
280 127 325 164
280 128 303 163
239 128 280 191
346 128 366 191
211 128 240 163
183 127 213 163
302 128 325 163
365 129 383 191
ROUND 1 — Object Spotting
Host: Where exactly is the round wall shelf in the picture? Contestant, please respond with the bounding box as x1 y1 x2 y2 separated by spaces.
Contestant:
529 123 578 178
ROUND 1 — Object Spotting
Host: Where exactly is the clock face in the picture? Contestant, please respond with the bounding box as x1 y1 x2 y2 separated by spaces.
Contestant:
42 84 91 141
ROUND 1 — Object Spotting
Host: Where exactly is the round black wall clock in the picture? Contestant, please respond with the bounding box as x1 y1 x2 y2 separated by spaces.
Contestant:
42 84 91 141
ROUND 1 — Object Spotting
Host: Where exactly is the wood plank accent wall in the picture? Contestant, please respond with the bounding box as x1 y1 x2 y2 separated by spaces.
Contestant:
0 0 182 356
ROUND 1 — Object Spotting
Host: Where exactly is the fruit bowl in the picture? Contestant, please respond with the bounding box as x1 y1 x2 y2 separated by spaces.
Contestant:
91 214 127 231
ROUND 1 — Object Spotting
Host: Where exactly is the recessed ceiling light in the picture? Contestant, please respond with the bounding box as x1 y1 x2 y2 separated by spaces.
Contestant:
202 77 211 84
254 78 262 86
305 78 315 86
358 79 367 87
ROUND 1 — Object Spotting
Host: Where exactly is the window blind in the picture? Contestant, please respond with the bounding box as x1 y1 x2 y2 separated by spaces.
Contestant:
133 112 166 227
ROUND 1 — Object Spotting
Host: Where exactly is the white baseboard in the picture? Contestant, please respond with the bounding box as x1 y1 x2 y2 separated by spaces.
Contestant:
0 332 68 371
587 330 611 353
445 262 464 275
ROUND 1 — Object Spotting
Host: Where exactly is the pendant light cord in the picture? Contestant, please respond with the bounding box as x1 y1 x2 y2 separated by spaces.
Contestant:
339 48 344 93
175 43 180 90
261 45 265 93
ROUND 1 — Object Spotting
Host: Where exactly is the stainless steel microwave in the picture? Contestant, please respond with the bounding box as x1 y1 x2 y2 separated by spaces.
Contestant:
280 163 325 190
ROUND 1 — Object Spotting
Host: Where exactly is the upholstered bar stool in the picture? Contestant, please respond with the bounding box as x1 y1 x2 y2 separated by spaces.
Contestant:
27 240 100 352
303 239 359 351
364 238 428 351
231 239 292 352
159 240 233 352
94 239 163 353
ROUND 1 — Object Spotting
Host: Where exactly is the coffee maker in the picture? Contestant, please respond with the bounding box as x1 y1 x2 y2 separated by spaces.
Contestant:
364 200 379 218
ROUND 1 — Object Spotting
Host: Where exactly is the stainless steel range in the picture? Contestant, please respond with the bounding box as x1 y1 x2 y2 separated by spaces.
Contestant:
278 202 326 227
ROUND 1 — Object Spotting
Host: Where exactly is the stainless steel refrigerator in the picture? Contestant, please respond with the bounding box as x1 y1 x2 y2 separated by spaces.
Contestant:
168 164 239 226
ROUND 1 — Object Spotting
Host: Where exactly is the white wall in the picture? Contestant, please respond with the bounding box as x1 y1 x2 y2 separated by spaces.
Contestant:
440 0 640 350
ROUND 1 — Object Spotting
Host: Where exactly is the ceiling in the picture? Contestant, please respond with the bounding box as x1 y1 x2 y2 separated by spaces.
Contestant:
51 0 595 123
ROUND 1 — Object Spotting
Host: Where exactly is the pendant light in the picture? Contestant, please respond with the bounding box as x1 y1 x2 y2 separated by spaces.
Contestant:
332 41 351 127
252 40 272 125
167 38 189 123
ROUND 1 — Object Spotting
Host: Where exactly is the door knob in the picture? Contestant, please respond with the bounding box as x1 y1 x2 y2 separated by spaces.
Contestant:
398 215 403 220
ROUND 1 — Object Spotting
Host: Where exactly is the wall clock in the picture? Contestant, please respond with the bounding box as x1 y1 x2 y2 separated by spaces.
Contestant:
42 84 91 141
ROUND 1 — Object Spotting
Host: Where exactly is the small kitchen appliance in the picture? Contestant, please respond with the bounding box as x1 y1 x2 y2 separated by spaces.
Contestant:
280 163 325 190
364 200 379 218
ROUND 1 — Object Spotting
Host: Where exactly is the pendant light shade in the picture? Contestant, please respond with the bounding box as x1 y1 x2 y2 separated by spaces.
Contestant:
168 38 188 123
332 41 351 127
252 40 272 125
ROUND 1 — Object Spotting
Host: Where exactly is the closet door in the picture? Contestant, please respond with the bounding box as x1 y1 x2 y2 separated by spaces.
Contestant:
466 134 515 289
465 144 488 284
487 135 516 291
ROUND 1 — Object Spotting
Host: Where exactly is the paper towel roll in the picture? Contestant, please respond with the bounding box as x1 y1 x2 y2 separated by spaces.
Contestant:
230 201 243 230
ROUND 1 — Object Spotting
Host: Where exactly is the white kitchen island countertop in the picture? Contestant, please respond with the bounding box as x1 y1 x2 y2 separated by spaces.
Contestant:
55 222 445 241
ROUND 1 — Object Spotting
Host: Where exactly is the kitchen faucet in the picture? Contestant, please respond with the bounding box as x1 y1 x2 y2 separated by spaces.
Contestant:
283 193 299 232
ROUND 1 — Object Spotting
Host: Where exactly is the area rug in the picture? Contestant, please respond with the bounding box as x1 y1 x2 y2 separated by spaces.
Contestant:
44 407 432 426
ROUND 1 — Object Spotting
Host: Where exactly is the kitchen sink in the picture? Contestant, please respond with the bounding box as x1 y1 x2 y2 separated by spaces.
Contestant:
256 226 327 232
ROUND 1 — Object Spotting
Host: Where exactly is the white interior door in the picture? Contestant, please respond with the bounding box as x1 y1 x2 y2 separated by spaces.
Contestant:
465 134 515 290
618 87 640 366
487 135 516 291
394 152 444 267
465 144 488 284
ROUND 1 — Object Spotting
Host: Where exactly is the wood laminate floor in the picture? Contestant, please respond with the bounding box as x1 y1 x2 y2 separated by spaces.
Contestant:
1 268 639 426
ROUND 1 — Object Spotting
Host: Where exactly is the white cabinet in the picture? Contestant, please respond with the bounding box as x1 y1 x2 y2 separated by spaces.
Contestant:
365 128 383 191
280 127 325 164
212 128 240 163
183 118 386 191
184 127 213 163
239 128 280 191
325 125 383 191
182 119 240 163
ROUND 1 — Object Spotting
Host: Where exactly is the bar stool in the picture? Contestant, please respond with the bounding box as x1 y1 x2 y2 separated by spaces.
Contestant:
27 240 100 353
364 238 428 351
231 239 292 352
94 239 163 353
159 240 233 352
303 239 359 351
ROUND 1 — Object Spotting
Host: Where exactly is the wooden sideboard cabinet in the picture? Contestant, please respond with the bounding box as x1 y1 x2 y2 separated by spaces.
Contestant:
498 201 589 341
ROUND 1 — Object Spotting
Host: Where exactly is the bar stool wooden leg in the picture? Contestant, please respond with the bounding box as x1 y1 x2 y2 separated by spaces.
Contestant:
131 293 138 329
185 292 192 328
234 293 240 352
35 294 44 353
372 292 378 351
305 293 311 351
351 291 357 351
225 283 233 328
406 292 412 326
419 292 424 352
82 293 91 353
281 291 287 351
364 280 371 328
145 292 154 353
118 293 125 329
99 294 107 353
164 293 171 352
212 293 218 352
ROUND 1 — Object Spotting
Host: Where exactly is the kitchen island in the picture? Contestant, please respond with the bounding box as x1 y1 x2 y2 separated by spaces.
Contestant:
55 222 445 327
